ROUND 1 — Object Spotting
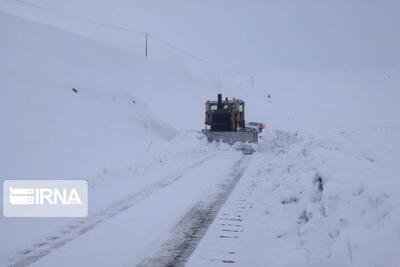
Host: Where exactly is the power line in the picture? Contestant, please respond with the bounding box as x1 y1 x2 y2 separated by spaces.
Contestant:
147 33 210 64
15 0 215 67
15 0 145 35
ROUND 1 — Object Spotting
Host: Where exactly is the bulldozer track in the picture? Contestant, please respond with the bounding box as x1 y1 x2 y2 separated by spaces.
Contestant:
138 155 251 267
7 154 215 267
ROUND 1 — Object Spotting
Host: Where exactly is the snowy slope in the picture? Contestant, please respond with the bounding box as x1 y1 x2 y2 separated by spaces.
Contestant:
224 69 400 175
0 10 222 179
0 10 172 179
0 0 221 77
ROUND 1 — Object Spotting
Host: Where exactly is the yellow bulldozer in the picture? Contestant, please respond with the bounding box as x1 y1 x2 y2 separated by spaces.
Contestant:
202 94 258 145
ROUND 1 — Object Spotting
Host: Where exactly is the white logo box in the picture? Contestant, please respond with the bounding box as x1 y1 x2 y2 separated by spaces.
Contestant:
3 180 88 217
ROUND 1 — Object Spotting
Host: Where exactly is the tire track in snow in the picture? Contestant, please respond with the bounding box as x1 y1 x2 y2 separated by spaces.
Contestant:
138 155 251 267
8 154 215 267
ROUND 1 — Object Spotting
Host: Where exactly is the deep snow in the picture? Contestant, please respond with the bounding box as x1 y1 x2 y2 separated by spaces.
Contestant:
1 1 400 267
0 10 219 179
188 130 400 267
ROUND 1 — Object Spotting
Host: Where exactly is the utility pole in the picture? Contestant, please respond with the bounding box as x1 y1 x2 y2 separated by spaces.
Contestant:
145 32 148 58
251 76 255 88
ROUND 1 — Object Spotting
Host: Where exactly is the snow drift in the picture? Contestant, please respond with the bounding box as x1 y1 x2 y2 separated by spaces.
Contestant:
0 11 219 179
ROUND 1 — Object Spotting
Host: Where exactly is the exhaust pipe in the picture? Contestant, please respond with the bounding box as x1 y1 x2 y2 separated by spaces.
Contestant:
217 93 223 110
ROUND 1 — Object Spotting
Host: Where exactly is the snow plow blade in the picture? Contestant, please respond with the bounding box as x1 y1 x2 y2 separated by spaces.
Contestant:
202 128 258 145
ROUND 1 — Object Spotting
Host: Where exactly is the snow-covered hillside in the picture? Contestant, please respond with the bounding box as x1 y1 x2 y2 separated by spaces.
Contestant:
226 69 400 173
0 10 220 267
0 11 221 179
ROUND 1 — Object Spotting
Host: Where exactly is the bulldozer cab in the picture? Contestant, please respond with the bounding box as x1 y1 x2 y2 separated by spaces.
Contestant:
205 94 245 131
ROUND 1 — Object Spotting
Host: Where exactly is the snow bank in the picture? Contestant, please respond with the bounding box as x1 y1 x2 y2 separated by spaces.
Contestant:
256 130 400 266
0 11 219 179
188 129 400 267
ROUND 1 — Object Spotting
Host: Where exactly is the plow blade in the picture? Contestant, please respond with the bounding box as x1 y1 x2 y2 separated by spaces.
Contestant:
202 128 258 145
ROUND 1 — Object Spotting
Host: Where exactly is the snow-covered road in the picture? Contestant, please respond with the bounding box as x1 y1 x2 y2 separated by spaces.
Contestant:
7 147 248 267
138 155 250 267
8 153 215 266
